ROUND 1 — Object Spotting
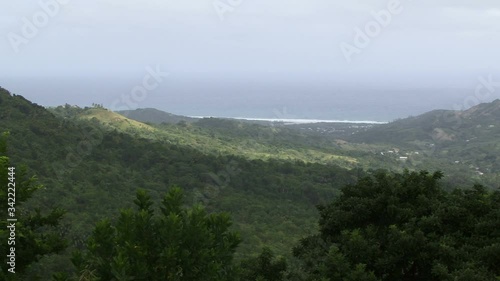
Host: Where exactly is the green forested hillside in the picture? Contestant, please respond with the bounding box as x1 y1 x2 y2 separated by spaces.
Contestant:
294 170 500 280
345 101 500 188
1 87 499 280
50 105 362 168
0 88 360 278
114 104 500 189
349 100 500 145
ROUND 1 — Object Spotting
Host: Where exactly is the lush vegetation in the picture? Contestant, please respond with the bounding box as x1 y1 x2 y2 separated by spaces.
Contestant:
117 108 197 124
347 101 500 187
0 132 66 280
50 105 361 168
0 88 358 278
72 188 240 281
104 105 500 189
294 170 500 280
1 87 499 280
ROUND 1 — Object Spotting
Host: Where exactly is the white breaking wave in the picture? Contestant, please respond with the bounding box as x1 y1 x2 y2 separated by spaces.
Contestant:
190 116 388 125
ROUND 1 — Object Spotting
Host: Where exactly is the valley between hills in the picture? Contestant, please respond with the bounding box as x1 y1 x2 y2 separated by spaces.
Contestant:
1 87 499 280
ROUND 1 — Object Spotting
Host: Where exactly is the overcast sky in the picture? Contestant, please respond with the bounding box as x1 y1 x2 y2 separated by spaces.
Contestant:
0 1 499 120
1 0 499 77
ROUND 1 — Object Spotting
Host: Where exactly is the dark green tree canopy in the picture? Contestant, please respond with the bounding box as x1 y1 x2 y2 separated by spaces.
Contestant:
294 170 500 281
240 247 287 281
0 132 66 280
73 187 241 281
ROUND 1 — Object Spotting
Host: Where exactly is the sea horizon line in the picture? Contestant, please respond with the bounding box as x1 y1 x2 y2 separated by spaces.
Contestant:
190 116 388 125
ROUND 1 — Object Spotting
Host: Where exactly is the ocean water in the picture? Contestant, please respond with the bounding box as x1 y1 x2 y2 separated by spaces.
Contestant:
0 76 487 123
191 116 388 125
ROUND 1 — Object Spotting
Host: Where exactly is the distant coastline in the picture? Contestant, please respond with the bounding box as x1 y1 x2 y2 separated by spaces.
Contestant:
190 116 388 125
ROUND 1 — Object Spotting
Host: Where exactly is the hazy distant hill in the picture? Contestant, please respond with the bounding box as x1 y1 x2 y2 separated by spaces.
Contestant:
347 100 500 185
117 108 197 124
349 99 500 145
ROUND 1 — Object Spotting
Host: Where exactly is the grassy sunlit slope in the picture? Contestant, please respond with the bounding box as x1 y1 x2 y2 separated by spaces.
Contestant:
79 108 156 132
64 107 359 168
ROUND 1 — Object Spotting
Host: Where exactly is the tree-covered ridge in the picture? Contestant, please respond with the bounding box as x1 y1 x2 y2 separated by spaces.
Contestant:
349 100 500 145
48 96 500 189
49 105 360 168
347 101 500 180
67 101 500 189
0 88 360 278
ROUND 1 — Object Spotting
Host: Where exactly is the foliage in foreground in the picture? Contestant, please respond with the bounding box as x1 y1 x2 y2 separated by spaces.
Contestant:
0 132 66 280
73 188 241 281
294 170 500 281
70 170 500 281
